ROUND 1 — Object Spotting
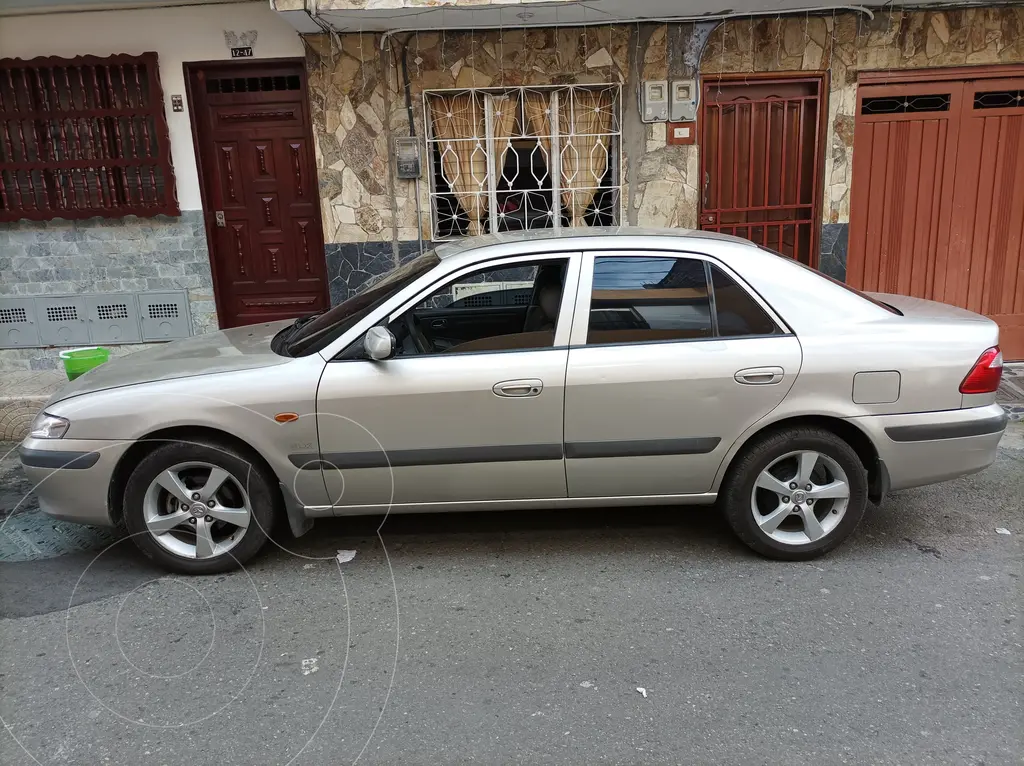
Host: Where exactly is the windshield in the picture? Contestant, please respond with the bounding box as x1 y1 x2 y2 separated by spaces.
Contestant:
286 250 441 356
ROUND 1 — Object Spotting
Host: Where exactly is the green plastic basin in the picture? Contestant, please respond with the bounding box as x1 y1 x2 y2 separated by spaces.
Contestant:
59 346 110 381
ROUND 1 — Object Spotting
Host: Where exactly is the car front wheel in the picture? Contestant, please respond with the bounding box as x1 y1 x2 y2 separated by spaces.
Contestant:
123 439 277 574
721 426 869 560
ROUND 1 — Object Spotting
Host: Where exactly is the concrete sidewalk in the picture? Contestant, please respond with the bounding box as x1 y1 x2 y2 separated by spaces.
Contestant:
2 363 1023 442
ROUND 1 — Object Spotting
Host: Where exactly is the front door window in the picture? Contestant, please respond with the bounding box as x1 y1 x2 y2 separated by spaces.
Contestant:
389 258 569 355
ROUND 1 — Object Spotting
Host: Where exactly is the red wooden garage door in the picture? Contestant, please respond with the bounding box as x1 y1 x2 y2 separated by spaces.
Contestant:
847 67 1024 360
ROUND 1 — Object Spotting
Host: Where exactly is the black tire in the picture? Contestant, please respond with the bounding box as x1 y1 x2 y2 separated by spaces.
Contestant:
123 439 278 575
720 426 868 561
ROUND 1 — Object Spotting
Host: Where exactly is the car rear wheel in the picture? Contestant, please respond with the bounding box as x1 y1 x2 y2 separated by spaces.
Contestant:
721 426 868 560
123 440 277 574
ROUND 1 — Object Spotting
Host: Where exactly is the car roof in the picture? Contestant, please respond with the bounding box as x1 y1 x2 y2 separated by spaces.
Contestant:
432 226 760 260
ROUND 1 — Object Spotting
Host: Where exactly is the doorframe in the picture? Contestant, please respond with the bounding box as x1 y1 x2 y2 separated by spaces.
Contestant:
698 70 830 268
858 63 1024 85
182 56 329 328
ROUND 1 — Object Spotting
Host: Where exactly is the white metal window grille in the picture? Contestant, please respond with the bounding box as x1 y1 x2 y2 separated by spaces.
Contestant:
424 85 621 241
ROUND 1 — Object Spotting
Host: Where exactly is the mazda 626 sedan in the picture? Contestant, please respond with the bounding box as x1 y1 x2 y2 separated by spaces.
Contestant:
20 229 1008 574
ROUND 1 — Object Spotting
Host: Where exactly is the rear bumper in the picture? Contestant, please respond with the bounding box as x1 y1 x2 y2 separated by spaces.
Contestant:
851 404 1008 492
18 437 131 526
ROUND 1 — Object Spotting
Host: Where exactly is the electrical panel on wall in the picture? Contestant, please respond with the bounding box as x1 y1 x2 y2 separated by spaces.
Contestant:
394 137 421 179
670 79 698 122
0 298 40 348
0 292 191 349
641 80 668 122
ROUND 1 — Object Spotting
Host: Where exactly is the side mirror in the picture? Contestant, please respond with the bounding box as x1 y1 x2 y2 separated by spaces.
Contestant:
363 326 396 360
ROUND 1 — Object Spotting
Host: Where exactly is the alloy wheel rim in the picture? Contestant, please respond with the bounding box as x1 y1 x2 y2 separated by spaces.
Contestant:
142 461 252 560
750 450 850 546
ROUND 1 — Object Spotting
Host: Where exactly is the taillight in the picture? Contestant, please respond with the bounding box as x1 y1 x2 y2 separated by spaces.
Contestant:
959 346 1003 394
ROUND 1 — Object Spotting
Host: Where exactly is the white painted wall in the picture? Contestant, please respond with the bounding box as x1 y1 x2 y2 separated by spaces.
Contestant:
0 1 305 210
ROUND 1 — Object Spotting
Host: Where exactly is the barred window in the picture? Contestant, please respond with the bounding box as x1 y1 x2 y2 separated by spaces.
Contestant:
0 52 178 221
425 85 620 240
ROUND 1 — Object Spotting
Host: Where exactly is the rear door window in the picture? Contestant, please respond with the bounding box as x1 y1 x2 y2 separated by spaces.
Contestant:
587 256 713 345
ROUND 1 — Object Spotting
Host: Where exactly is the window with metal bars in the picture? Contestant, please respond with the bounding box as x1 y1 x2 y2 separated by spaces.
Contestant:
860 94 950 115
424 85 621 240
0 52 178 221
974 89 1024 110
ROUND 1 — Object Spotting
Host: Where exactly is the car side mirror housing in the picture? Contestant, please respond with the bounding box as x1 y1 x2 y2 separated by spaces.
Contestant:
363 326 396 360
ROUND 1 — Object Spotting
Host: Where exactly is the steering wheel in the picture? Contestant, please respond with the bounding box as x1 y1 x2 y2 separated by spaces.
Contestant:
405 313 432 354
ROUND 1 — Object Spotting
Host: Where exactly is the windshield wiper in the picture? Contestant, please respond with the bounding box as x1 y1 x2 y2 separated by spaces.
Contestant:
287 309 326 335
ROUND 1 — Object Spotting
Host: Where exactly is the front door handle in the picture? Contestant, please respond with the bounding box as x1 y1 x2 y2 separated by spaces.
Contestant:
492 379 543 398
734 366 784 385
430 318 447 329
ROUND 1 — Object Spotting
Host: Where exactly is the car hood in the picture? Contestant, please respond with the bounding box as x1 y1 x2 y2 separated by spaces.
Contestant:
49 321 293 404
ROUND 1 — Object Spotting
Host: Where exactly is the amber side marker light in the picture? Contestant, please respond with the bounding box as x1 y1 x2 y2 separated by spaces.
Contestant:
275 412 300 423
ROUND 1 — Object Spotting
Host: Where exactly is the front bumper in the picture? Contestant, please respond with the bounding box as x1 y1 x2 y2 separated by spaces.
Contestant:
851 404 1008 492
18 437 132 527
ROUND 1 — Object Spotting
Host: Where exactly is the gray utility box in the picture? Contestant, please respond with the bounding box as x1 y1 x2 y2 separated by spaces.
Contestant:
37 296 91 346
138 291 192 341
86 295 143 344
0 291 192 349
0 298 41 348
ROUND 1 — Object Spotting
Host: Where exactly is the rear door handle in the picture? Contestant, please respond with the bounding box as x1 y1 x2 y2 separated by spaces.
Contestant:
430 318 447 329
734 366 785 385
492 379 543 398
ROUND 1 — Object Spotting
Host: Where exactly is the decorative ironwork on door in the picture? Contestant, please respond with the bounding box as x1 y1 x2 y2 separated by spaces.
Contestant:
699 76 825 266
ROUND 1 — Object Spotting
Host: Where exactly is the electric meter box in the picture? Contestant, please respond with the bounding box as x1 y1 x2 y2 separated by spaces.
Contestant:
394 137 421 179
641 80 668 122
670 79 698 122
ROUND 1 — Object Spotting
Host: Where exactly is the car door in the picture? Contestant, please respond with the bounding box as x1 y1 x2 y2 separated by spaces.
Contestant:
563 250 802 498
314 252 581 512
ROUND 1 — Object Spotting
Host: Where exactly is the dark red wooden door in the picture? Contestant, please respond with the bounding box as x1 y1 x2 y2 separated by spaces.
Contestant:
847 69 1024 359
700 75 825 266
187 60 328 328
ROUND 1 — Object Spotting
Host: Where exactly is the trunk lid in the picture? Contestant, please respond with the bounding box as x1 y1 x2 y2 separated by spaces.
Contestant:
868 293 994 324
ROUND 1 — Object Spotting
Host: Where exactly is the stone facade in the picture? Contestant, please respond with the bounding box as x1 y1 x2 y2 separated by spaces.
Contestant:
303 6 1022 298
0 211 216 370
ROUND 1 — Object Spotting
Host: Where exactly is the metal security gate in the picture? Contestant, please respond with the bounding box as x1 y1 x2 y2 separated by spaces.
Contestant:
847 66 1024 359
699 74 826 266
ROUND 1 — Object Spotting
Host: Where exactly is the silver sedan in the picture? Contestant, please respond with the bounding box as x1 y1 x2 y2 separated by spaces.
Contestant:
20 229 1008 574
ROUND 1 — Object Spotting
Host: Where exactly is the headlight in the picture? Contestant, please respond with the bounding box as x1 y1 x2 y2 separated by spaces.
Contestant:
29 412 70 439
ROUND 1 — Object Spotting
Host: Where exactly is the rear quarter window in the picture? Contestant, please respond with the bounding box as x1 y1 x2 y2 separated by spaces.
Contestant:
709 265 780 336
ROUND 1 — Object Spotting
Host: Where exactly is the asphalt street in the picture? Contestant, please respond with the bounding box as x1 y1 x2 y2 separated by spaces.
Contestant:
0 427 1021 765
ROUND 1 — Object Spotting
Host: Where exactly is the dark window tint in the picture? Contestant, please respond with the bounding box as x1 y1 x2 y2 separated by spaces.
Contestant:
710 265 779 336
587 257 712 345
861 93 950 115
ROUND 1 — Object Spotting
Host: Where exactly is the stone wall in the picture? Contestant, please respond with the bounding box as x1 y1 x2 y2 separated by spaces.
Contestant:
305 7 1024 297
305 24 640 297
0 212 216 370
